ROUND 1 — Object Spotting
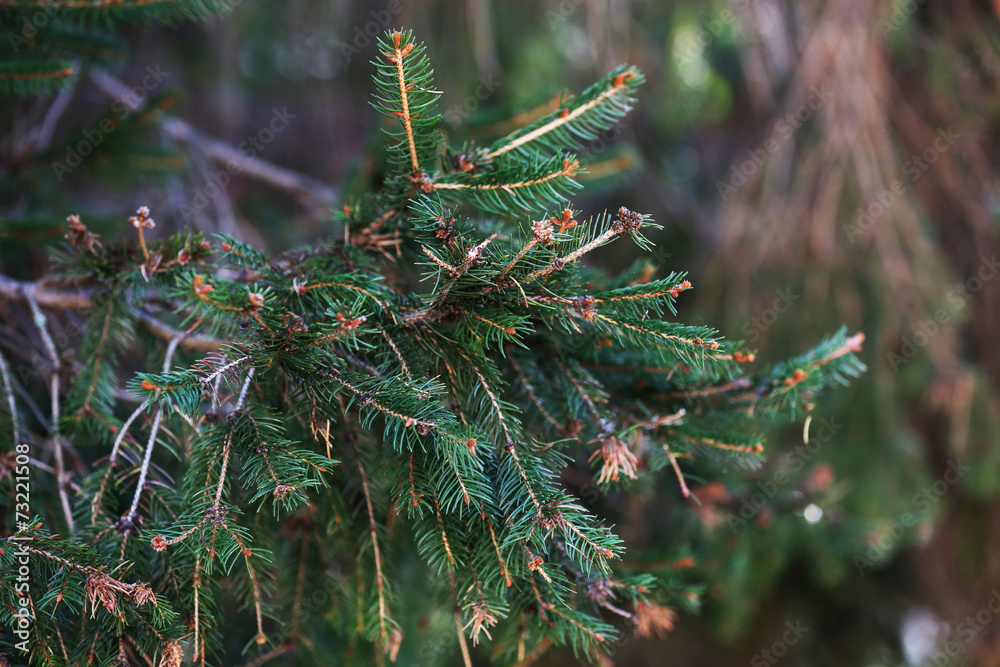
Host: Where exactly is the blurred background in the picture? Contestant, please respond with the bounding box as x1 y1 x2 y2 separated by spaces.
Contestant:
3 0 1000 665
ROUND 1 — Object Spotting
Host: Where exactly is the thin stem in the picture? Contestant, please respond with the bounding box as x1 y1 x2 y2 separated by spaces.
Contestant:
27 293 74 534
481 507 512 587
193 556 202 662
663 445 690 499
123 407 163 523
0 350 21 444
0 273 224 351
358 459 389 646
89 70 337 208
524 228 617 283
380 329 411 379
120 337 182 525
495 238 537 286
488 72 635 159
432 160 578 193
508 354 559 430
235 367 255 412
92 401 146 521
422 246 458 274
432 496 456 566
213 430 235 513
385 31 421 174
454 610 473 667
201 355 251 387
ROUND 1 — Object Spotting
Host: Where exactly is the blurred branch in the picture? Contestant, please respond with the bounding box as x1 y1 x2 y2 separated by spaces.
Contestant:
89 69 338 209
0 273 90 310
0 273 223 351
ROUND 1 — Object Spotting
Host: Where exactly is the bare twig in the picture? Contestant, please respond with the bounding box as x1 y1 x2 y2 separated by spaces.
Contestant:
0 272 224 351
89 69 337 209
0 273 91 310
0 350 21 444
91 400 145 523
134 311 223 352
122 337 181 526
122 406 163 524
27 293 75 534
33 83 77 153
234 366 255 412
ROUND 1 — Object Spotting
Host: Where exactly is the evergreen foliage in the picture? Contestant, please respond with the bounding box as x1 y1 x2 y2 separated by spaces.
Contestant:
0 28 864 667
0 1 224 96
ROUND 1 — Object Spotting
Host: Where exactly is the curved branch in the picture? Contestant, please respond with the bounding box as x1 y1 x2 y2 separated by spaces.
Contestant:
88 69 338 209
0 273 224 351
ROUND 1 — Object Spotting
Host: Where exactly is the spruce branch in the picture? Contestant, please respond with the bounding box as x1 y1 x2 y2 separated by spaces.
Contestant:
357 457 396 657
524 206 649 282
432 155 582 214
384 31 421 174
0 60 76 96
0 27 868 666
487 66 643 160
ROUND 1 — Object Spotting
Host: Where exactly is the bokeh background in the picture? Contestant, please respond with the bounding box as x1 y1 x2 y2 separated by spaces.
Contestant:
4 0 1000 665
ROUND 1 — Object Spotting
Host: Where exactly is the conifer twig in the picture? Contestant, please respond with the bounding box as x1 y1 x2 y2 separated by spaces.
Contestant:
593 313 719 351
524 207 642 282
663 445 691 499
491 217 556 290
432 159 579 193
454 609 474 667
422 246 458 275
210 368 256 512
357 458 391 650
380 329 411 379
193 556 202 662
383 31 421 174
487 71 638 159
